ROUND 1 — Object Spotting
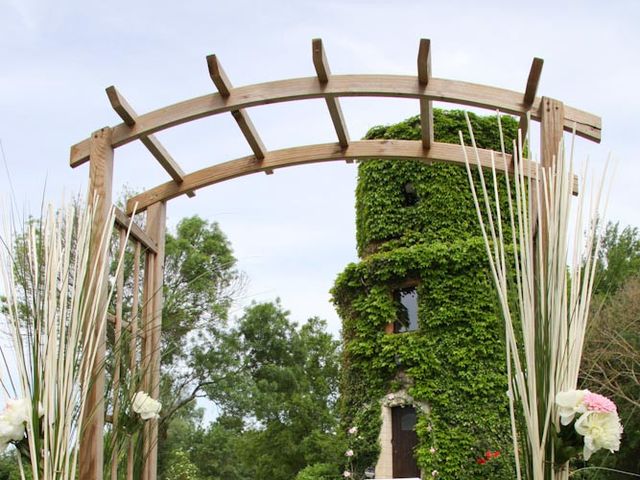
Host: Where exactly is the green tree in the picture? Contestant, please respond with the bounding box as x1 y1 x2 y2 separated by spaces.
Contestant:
154 216 242 476
578 222 640 477
594 222 640 296
189 300 343 480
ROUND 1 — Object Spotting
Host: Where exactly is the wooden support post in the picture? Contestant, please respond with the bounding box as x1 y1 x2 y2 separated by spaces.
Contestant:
141 202 166 480
312 38 351 161
111 228 126 480
127 241 141 480
535 97 565 261
80 127 114 480
417 39 434 150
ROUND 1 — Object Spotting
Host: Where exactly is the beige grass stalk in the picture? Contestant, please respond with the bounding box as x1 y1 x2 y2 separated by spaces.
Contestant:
460 114 609 480
0 199 129 480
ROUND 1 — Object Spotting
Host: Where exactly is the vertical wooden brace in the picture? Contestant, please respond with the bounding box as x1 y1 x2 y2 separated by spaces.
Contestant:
535 97 565 259
79 127 114 480
141 202 166 480
418 39 434 150
111 229 126 480
312 38 351 157
127 241 141 480
517 57 544 145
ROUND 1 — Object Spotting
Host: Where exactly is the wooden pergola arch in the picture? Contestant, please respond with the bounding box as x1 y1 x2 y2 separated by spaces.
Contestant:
70 39 601 480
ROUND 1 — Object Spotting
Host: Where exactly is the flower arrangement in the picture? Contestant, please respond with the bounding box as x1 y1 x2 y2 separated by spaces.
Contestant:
0 399 31 453
0 200 131 479
461 113 615 479
554 390 622 462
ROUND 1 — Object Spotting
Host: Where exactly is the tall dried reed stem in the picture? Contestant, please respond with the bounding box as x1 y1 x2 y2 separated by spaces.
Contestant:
460 113 610 480
0 199 128 480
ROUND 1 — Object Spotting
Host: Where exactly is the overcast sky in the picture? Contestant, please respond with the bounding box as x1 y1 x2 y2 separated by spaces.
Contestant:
1 0 639 335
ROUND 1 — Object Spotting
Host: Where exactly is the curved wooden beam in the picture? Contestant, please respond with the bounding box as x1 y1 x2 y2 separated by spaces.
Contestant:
72 75 601 167
125 139 562 215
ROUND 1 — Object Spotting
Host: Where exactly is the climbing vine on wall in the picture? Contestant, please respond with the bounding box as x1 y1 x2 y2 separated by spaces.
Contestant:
332 110 519 479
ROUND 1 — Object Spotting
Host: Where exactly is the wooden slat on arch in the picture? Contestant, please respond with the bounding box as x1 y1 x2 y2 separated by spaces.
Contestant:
125 139 578 215
71 75 601 167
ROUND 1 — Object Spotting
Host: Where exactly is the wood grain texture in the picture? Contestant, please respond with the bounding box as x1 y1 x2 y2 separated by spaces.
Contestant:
80 127 114 480
140 202 166 480
105 86 194 197
114 207 158 253
125 139 578 214
207 54 267 159
141 248 153 480
312 38 350 150
541 97 565 169
207 54 232 97
111 229 126 480
70 74 601 166
418 39 434 150
312 39 330 82
417 39 432 84
535 97 565 252
126 241 141 480
518 57 544 143
523 58 544 106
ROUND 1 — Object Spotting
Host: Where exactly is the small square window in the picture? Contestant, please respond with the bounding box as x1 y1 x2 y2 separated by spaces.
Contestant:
402 182 419 207
393 287 419 333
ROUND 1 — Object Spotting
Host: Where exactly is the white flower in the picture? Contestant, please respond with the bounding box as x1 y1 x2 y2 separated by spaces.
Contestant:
132 392 161 420
348 426 358 435
0 398 31 451
555 389 588 425
343 471 352 478
429 447 436 454
345 449 354 457
574 411 623 461
431 470 438 477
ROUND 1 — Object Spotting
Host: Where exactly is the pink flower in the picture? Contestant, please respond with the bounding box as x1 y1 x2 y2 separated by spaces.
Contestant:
345 449 354 457
583 392 617 413
348 426 358 435
343 471 352 478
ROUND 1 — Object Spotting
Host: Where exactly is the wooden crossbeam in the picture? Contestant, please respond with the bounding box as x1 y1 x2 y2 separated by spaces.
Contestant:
312 39 351 162
206 54 272 173
125 139 579 215
105 86 195 197
418 39 434 150
113 207 158 253
518 57 544 142
71 75 602 167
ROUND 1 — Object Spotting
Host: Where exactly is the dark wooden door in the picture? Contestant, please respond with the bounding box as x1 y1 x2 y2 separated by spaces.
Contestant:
392 406 420 478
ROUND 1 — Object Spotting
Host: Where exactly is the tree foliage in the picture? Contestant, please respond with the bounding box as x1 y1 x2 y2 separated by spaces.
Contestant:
594 222 640 296
160 300 343 480
579 222 640 477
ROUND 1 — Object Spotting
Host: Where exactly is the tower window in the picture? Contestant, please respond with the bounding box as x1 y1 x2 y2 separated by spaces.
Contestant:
402 182 419 207
393 287 419 333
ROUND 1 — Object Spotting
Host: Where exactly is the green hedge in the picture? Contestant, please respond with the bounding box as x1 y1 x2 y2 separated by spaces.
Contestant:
332 110 519 478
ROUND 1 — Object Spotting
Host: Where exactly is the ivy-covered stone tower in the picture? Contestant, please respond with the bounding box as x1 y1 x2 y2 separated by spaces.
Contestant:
332 111 518 479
